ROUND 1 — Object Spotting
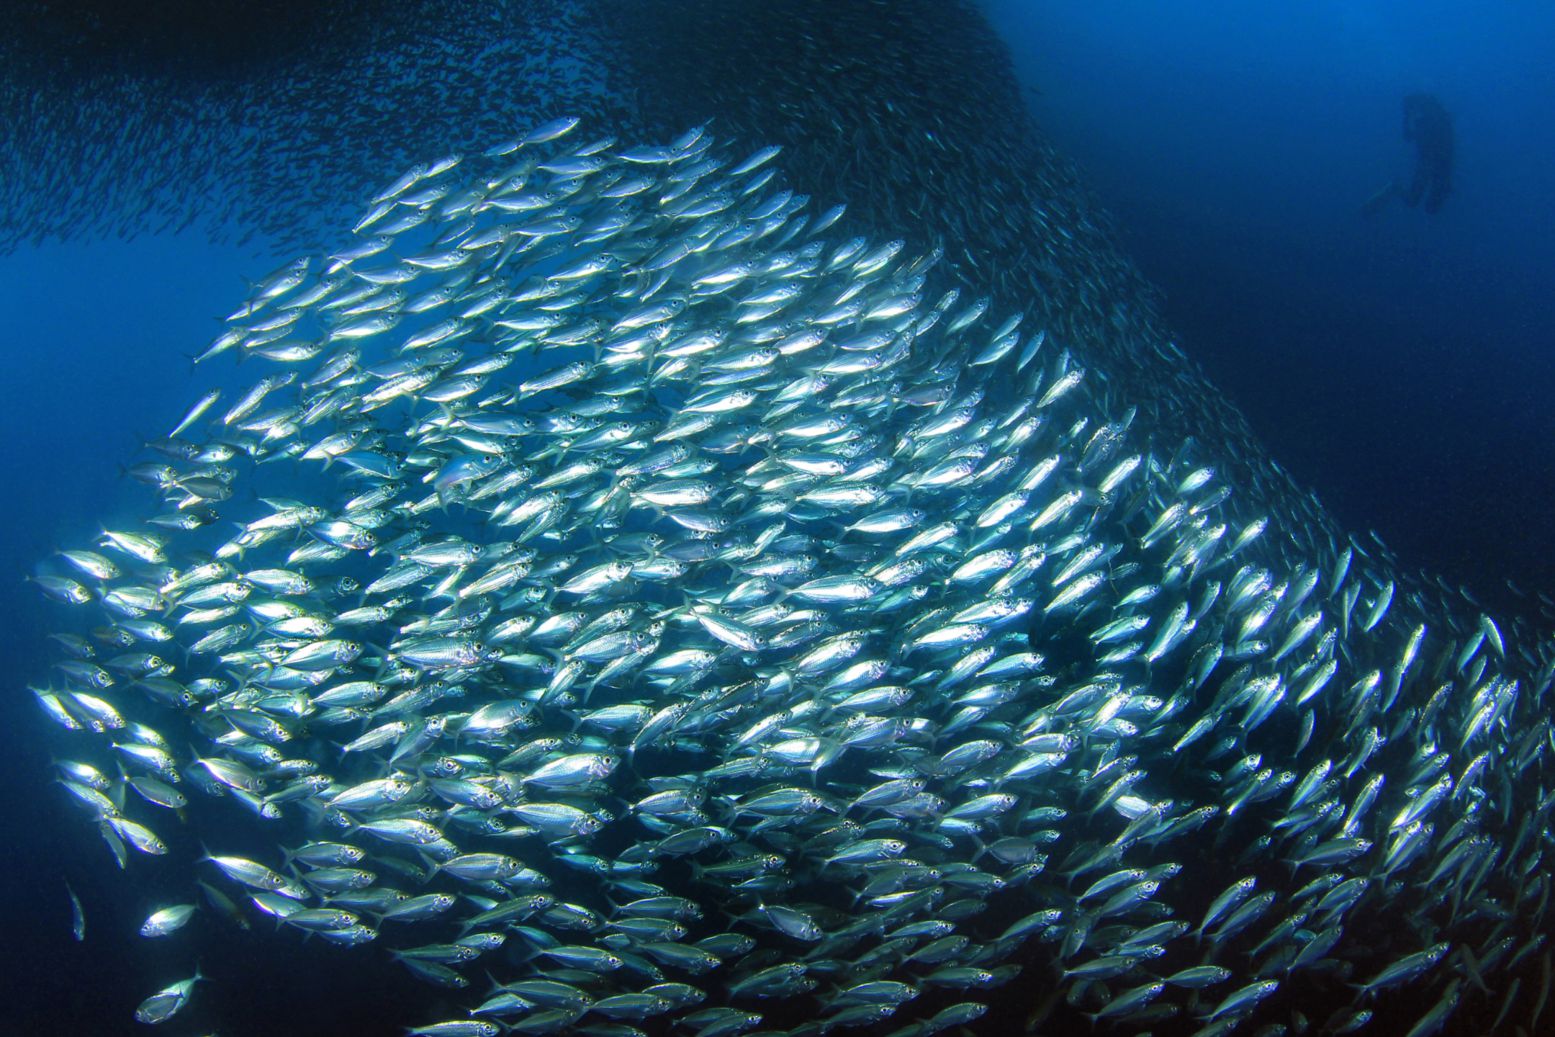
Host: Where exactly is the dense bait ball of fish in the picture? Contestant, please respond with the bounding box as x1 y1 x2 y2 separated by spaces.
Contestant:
602 0 1347 557
32 119 1554 1037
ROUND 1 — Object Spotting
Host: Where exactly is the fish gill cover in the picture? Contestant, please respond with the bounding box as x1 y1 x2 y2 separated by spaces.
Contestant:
15 1 1554 1036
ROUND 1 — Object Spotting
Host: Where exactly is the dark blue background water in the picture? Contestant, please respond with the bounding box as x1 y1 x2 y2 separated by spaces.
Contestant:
0 234 422 1033
987 0 1555 617
1 2 1552 1033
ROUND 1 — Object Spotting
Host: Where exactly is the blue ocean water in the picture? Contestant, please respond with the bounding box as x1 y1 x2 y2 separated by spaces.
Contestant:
0 233 379 1033
0 4 1550 1035
1 239 441 1033
986 0 1555 618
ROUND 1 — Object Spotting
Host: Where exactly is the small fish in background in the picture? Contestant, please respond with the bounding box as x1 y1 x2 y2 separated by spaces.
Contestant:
65 881 85 941
0 4 626 260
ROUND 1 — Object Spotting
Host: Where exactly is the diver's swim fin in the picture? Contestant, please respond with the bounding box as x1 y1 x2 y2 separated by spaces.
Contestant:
1362 181 1399 216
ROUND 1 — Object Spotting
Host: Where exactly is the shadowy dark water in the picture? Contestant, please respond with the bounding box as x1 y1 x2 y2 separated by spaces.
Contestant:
987 0 1555 619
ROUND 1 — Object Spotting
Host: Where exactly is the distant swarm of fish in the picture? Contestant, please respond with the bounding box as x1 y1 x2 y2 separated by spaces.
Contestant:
30 112 1555 1037
0 0 628 257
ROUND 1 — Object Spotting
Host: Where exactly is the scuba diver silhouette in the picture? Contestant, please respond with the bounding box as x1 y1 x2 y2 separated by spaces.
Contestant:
1364 93 1453 215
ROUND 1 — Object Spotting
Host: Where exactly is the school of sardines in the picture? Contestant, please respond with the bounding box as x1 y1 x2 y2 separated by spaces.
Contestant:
30 118 1555 1037
0 0 624 257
